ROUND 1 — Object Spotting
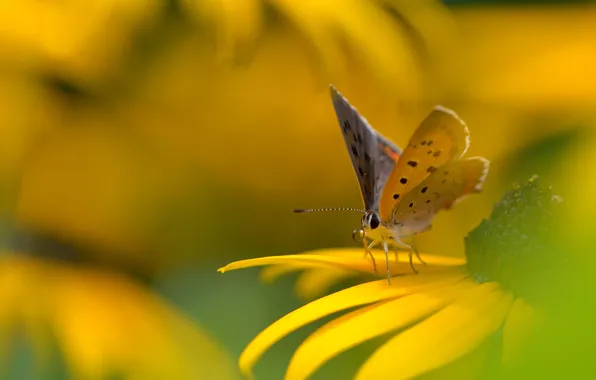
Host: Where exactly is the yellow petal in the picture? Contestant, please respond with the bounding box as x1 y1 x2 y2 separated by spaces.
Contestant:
219 249 465 276
456 6 596 109
267 0 345 80
285 278 477 380
502 297 541 366
0 255 53 369
294 267 358 301
259 265 302 284
183 0 262 62
239 271 467 378
0 255 238 380
304 248 465 266
267 0 416 92
356 283 513 380
379 0 461 91
0 0 160 81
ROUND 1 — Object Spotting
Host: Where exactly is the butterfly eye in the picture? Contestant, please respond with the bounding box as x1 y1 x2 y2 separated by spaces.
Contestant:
369 214 380 230
352 228 365 243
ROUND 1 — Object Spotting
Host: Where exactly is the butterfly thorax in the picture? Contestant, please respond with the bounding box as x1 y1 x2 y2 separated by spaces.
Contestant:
384 217 430 241
364 210 430 244
360 210 397 242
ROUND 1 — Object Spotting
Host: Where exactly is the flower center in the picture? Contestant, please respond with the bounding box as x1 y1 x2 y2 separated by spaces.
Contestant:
465 176 564 303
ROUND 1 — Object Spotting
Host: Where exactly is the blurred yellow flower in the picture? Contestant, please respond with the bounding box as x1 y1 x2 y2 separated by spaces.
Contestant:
0 0 459 274
0 254 239 380
181 0 456 95
0 0 161 83
131 0 458 198
5 2 591 272
220 177 560 379
454 6 596 110
11 122 201 275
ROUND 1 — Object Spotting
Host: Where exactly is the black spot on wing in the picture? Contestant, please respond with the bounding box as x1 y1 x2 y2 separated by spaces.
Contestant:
343 120 350 133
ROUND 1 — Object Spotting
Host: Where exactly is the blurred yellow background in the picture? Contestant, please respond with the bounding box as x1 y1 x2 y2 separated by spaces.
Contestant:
0 0 594 379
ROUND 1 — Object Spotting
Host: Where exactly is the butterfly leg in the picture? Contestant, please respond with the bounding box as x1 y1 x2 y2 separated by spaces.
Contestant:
382 239 391 285
407 245 418 274
362 239 378 274
410 233 428 266
413 245 427 266
390 239 417 274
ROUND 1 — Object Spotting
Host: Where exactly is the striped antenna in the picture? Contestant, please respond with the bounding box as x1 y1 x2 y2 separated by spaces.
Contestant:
293 207 365 214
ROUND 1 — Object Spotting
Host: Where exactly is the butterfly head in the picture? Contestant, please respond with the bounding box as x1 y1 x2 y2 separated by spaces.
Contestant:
362 210 381 230
352 210 382 243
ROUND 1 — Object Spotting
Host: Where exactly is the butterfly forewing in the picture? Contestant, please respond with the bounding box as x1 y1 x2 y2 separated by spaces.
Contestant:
379 106 470 221
330 85 401 211
392 157 490 233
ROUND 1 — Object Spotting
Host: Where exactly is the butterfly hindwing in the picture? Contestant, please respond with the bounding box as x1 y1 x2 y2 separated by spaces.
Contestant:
330 85 401 211
379 106 470 221
392 157 490 233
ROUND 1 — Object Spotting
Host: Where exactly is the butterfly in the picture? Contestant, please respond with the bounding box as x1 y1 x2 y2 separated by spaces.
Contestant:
295 85 490 284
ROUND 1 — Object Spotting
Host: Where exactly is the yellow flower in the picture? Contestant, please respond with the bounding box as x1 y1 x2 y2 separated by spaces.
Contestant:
181 0 456 95
0 0 161 82
0 254 239 380
220 177 560 379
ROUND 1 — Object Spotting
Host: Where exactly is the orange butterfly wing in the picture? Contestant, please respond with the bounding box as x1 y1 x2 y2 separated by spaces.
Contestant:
379 106 470 222
392 157 490 235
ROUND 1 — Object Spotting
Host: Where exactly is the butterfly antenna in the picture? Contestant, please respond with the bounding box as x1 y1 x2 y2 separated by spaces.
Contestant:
293 207 366 214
